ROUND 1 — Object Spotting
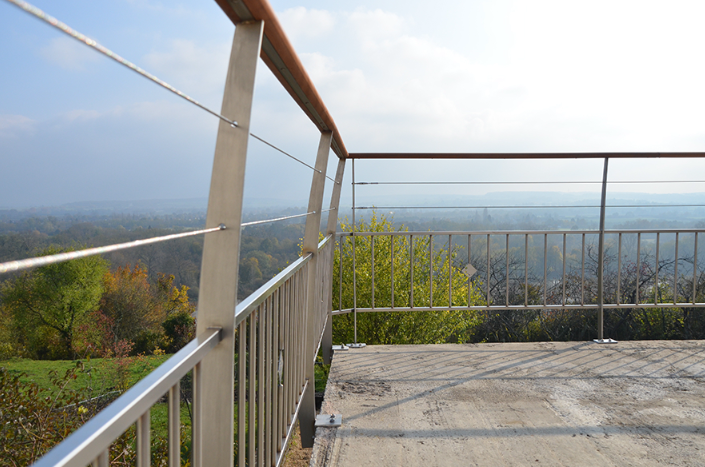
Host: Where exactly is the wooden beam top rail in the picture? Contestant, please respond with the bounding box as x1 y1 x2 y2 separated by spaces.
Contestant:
214 0 349 159
348 152 705 159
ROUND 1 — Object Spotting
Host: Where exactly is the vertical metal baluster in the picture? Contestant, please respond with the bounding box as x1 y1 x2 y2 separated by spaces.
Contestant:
562 234 567 306
136 413 150 467
168 382 180 467
581 234 585 306
636 233 641 304
596 157 609 341
352 161 357 345
506 234 510 307
192 362 202 467
92 450 109 467
258 305 265 467
674 232 679 304
486 234 491 306
278 287 285 450
694 233 699 305
249 313 256 466
265 296 273 467
371 235 375 309
238 321 246 467
543 234 548 306
338 237 343 312
391 235 395 309
655 232 660 304
410 235 414 308
284 282 292 431
449 235 453 308
525 234 528 307
617 233 622 305
429 235 434 308
468 235 472 308
273 290 280 454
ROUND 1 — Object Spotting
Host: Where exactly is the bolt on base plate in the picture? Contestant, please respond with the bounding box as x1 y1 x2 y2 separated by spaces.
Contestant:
332 345 349 351
346 343 366 348
315 414 342 427
593 338 618 344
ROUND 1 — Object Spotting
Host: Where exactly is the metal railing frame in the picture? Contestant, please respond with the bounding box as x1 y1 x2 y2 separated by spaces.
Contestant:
30 0 348 465
335 228 705 329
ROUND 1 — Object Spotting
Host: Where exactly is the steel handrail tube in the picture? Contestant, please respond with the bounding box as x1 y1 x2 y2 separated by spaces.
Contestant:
33 328 221 467
235 252 313 325
339 228 705 237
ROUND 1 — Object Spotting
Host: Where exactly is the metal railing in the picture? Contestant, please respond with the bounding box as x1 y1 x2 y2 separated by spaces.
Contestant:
33 328 221 467
9 0 348 464
33 235 334 467
335 229 705 339
10 0 705 464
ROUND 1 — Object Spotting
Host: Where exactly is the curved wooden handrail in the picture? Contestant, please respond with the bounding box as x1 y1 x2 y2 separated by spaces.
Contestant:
214 0 349 159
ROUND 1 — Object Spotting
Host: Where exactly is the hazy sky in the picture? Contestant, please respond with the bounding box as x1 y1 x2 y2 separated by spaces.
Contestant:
2 0 705 211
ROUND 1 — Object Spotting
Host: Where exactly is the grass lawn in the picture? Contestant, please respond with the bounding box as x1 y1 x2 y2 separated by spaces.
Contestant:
0 354 170 395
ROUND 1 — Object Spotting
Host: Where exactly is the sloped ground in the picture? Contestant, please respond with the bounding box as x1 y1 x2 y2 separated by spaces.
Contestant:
311 341 705 466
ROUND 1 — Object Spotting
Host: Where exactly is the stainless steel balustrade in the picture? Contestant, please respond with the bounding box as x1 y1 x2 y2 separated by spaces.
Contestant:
32 328 221 467
335 229 705 338
34 234 335 467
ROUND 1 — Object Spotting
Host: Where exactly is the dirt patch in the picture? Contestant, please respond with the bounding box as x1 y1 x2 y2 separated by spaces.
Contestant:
338 381 391 398
282 421 312 467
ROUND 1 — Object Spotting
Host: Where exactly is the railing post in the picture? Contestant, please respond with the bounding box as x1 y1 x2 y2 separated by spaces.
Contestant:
595 157 616 343
323 158 346 364
300 131 333 447
194 20 263 467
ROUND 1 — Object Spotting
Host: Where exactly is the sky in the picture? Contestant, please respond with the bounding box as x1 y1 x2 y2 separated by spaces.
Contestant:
2 0 705 212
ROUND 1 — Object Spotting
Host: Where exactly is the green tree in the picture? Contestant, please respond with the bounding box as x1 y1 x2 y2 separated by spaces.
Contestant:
332 213 484 345
1 247 108 359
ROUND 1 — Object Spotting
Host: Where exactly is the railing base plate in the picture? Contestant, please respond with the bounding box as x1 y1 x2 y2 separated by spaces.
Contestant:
593 338 618 344
347 343 367 348
332 345 349 351
315 414 342 427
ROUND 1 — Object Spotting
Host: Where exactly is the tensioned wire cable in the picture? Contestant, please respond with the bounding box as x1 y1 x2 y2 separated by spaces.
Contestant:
0 207 336 274
4 0 337 183
355 180 705 185
249 133 337 183
0 225 226 274
241 208 334 227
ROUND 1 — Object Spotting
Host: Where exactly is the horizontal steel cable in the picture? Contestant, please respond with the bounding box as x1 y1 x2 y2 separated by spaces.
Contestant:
354 204 705 210
241 208 335 227
249 133 338 184
355 180 705 185
0 225 225 274
6 0 339 184
4 0 238 127
0 205 336 274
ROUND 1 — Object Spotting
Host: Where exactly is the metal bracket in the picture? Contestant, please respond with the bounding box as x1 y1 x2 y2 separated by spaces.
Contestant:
315 413 342 427
347 343 366 348
332 344 349 351
593 338 618 344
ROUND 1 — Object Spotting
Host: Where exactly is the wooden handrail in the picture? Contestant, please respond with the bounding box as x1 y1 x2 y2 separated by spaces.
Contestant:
214 0 349 159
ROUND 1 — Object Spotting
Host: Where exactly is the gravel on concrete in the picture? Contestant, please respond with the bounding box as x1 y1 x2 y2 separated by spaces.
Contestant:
311 341 705 467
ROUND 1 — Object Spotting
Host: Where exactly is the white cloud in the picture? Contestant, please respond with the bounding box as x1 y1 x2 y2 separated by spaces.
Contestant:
279 7 336 41
143 39 230 101
0 114 36 138
40 36 100 71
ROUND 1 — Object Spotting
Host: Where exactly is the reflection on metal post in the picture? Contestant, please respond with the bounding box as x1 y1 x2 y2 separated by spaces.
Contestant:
595 157 617 343
324 158 346 364
195 20 263 466
352 159 357 344
300 131 333 447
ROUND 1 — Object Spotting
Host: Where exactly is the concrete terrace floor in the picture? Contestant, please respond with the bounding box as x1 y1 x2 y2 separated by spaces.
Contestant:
310 341 705 467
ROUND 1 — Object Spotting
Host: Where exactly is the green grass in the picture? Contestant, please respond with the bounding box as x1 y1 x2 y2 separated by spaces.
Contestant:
0 355 170 395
